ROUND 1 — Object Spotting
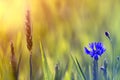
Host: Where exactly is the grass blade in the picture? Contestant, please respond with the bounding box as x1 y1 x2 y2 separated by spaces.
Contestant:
75 58 86 80
70 55 82 80
71 54 86 80
54 63 62 80
39 41 52 80
16 53 22 80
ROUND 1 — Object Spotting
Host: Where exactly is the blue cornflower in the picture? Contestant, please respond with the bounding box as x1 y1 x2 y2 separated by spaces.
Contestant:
84 42 106 60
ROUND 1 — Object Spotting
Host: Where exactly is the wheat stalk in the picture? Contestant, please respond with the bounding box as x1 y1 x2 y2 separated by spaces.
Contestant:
25 9 33 80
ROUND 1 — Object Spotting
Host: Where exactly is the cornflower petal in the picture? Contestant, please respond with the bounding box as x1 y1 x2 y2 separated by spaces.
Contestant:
84 47 91 54
84 42 106 60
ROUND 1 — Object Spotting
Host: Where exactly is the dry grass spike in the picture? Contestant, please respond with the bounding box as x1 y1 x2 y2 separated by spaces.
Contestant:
10 41 17 80
25 9 33 52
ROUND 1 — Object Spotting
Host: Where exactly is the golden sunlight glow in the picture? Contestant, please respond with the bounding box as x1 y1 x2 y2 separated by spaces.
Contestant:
0 0 26 32
1 0 120 80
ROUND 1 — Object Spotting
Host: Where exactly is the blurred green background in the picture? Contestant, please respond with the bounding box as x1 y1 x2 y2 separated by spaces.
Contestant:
0 0 120 80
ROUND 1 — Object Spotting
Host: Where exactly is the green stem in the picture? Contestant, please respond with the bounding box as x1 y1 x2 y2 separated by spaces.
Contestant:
103 59 108 80
16 53 22 80
93 59 98 80
110 40 114 80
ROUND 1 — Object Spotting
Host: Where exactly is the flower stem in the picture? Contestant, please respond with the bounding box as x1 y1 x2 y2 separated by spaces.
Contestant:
93 59 98 80
103 69 107 80
102 59 108 80
110 40 114 80
105 32 114 80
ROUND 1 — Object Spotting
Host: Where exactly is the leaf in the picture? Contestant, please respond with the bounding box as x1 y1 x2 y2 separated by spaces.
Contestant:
71 55 86 80
39 41 52 80
54 63 62 80
54 61 69 80
75 58 86 80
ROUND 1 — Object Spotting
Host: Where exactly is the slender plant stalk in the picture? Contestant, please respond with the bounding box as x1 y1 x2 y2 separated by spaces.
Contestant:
25 9 33 80
16 52 22 80
29 52 32 80
111 40 114 80
108 38 114 80
101 59 108 80
10 42 17 80
10 42 22 80
93 59 98 80
103 61 108 80
103 67 107 80
105 32 114 80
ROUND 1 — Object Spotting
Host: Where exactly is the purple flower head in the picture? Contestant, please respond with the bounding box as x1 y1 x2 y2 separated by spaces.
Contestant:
84 42 106 60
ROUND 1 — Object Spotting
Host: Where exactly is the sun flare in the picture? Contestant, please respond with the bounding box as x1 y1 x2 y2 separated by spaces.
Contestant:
0 0 27 32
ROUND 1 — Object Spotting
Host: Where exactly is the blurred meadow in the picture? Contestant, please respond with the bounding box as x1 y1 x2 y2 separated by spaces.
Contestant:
0 0 120 80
